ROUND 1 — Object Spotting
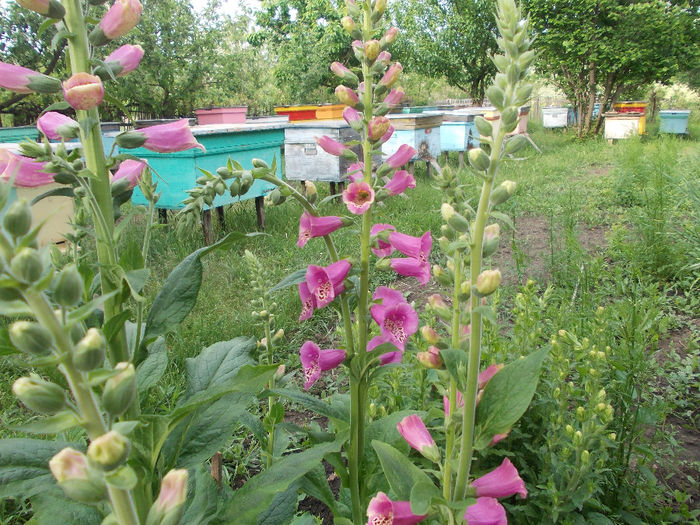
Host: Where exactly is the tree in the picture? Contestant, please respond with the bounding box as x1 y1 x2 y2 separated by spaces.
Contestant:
249 0 350 103
524 0 699 136
391 0 498 103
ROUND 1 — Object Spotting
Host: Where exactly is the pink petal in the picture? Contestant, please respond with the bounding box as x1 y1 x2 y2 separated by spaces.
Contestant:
397 414 435 452
388 231 423 258
471 458 528 499
1 151 52 187
326 259 352 293
298 282 315 321
370 223 396 257
305 265 335 308
464 497 507 525
113 159 147 189
141 119 205 153
385 143 416 168
299 341 320 390
342 181 375 215
297 212 312 247
370 286 406 325
317 135 347 157
443 391 464 417
390 257 431 285
384 169 416 196
318 349 346 371
478 364 503 389
381 302 418 350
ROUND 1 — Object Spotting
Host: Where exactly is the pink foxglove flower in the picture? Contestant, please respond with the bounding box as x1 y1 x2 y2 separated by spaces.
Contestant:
471 458 528 499
382 27 399 45
370 286 418 350
368 116 390 141
389 231 432 285
103 44 144 77
1 151 52 187
330 61 358 84
343 180 375 215
335 85 359 107
297 212 345 247
384 169 415 196
370 223 396 257
299 341 346 389
464 497 507 525
478 363 503 389
490 432 509 446
298 282 316 321
378 125 395 145
117 120 205 153
346 161 364 182
0 61 61 94
113 159 147 189
443 390 464 417
376 51 391 66
36 112 79 141
317 135 349 157
16 0 65 18
62 73 104 110
367 334 403 365
397 414 440 462
383 88 405 108
343 107 363 132
304 259 351 309
91 0 143 46
367 491 427 525
416 345 442 369
385 144 416 168
379 62 403 88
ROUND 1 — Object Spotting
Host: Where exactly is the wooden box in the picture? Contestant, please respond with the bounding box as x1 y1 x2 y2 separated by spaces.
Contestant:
383 113 443 161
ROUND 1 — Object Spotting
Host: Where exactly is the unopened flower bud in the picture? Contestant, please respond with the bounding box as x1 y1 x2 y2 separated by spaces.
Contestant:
375 257 392 271
468 148 490 171
368 116 390 141
89 0 143 46
16 0 66 18
380 27 398 47
62 73 104 111
490 180 516 206
364 40 381 61
88 431 130 471
441 203 456 222
147 469 188 525
475 269 501 296
576 406 586 421
483 224 501 257
3 199 32 237
474 116 493 137
274 364 286 381
13 376 67 414
460 279 472 298
581 450 590 465
74 328 106 371
335 85 359 107
102 362 137 417
9 321 53 356
607 433 616 441
573 430 583 446
420 326 439 345
448 212 470 234
433 265 452 286
50 448 106 503
11 248 43 283
304 181 318 204
272 329 284 343
53 264 83 307
416 346 442 369
330 62 359 85
374 0 387 15
553 387 560 399
565 424 574 436
341 16 359 37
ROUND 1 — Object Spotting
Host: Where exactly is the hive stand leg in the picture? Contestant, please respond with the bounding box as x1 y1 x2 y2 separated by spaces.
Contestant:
408 162 415 175
338 182 345 194
300 180 307 196
442 151 449 164
426 160 433 177
216 206 226 230
429 158 442 177
202 209 213 245
459 151 465 169
255 196 266 230
158 208 168 224
330 181 337 198
524 133 542 153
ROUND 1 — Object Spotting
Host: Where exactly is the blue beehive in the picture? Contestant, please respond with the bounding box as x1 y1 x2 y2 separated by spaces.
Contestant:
122 121 286 209
430 111 482 152
383 113 443 161
659 110 691 134
0 126 39 144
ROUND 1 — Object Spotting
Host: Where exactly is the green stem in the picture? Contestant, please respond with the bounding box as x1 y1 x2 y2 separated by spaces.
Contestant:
444 250 463 501
264 322 275 468
133 198 155 356
454 128 505 499
23 289 140 525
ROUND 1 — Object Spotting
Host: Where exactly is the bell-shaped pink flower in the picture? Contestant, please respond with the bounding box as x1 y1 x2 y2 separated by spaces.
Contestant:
36 112 79 141
91 0 143 45
0 61 61 94
397 414 440 462
370 286 417 350
298 282 316 321
299 341 346 389
297 211 345 247
113 159 147 189
343 180 375 215
378 125 395 145
464 497 507 525
343 107 363 132
123 119 205 153
389 231 432 261
368 116 391 141
379 62 403 88
304 259 351 309
478 364 503 389
103 44 144 77
346 161 364 182
2 151 52 187
317 135 349 157
63 73 104 110
471 458 528 499
385 144 416 168
490 432 510 446
390 257 430 285
384 169 415 196
367 491 427 525
443 390 464 417
370 223 396 257
16 0 65 19
383 88 405 108
367 334 403 365
335 85 359 107
376 51 391 66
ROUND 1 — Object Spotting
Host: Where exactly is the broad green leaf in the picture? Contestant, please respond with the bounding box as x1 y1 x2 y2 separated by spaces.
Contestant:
66 290 118 324
30 487 102 524
0 328 19 356
181 465 222 525
257 481 300 525
0 439 79 499
185 337 256 397
372 440 434 501
269 268 306 293
143 232 245 347
299 463 337 513
30 186 74 205
103 310 131 343
268 388 349 422
136 337 168 392
440 349 468 393
365 410 424 456
0 300 33 317
11 412 80 435
129 415 169 472
474 347 548 450
473 305 498 325
409 480 441 516
218 438 344 523
290 514 318 525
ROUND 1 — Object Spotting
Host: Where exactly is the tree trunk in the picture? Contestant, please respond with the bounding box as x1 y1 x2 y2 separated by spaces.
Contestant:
582 62 596 135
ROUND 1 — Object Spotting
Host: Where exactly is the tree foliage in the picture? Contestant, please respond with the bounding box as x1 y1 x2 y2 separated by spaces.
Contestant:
391 0 498 103
524 0 699 135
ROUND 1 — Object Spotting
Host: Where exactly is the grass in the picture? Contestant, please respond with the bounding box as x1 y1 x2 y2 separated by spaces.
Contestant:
1 116 699 522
